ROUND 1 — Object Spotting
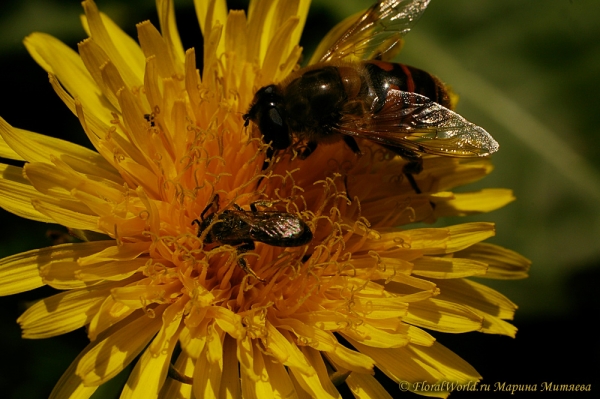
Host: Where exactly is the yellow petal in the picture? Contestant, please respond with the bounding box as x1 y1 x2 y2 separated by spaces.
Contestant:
31 198 100 231
2 120 109 172
121 300 184 398
262 352 298 398
273 316 338 351
404 325 437 347
0 245 46 296
87 294 135 341
260 17 299 84
76 307 165 386
240 342 272 399
412 256 488 279
289 370 319 399
350 296 409 320
49 340 99 399
237 335 256 384
24 160 123 205
0 119 118 183
115 159 160 200
456 243 531 280
184 48 202 115
110 280 181 308
410 342 481 383
404 298 483 333
435 278 518 321
40 261 94 290
0 163 54 223
192 325 224 398
17 280 128 339
403 223 496 254
211 307 244 339
324 340 374 374
290 0 310 48
224 10 248 67
219 335 242 398
264 323 313 372
156 0 186 69
77 39 120 111
433 279 519 337
98 11 146 82
75 258 146 282
478 312 519 337
288 360 340 399
347 338 444 389
434 189 515 217
81 0 143 89
159 349 194 397
137 21 180 80
24 32 115 121
0 241 113 295
78 242 150 265
434 158 494 192
194 0 228 39
0 131 23 161
341 322 410 349
300 346 342 397
346 373 393 399
246 0 276 64
202 23 224 92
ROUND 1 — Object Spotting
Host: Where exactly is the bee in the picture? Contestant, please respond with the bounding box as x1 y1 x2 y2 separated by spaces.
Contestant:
244 0 499 193
192 195 313 281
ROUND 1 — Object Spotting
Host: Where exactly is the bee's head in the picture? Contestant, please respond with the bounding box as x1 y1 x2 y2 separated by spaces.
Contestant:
243 85 291 150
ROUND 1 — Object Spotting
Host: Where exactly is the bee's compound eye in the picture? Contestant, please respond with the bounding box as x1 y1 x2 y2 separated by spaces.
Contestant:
261 107 290 150
268 108 283 126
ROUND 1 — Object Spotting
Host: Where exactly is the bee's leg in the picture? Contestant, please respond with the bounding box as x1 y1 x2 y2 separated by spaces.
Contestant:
249 199 277 212
298 141 318 159
200 194 220 220
403 159 436 212
404 173 421 194
342 135 361 155
191 219 202 235
382 145 424 194
249 202 260 213
403 159 424 195
261 146 275 170
193 194 220 237
343 174 352 202
236 241 266 282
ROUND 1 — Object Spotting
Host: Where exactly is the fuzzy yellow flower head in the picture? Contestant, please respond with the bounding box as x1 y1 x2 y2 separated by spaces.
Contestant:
0 0 530 398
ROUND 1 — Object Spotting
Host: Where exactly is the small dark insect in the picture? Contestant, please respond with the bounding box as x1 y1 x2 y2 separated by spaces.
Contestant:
244 0 498 193
192 194 313 281
144 113 155 127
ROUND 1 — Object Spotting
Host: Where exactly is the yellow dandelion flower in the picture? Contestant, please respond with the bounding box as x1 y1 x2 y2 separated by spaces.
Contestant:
0 0 530 398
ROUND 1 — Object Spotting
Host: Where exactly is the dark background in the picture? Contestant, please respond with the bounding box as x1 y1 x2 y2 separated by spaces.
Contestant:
0 0 598 397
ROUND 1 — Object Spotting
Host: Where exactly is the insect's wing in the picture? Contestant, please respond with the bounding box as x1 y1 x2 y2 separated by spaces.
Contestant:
335 90 499 157
250 213 312 247
310 0 431 64
209 212 253 243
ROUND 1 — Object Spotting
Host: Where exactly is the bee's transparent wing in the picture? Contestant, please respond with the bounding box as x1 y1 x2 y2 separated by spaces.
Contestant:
335 90 499 157
310 0 431 64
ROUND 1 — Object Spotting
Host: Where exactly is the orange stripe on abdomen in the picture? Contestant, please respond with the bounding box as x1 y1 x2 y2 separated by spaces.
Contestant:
399 64 416 93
